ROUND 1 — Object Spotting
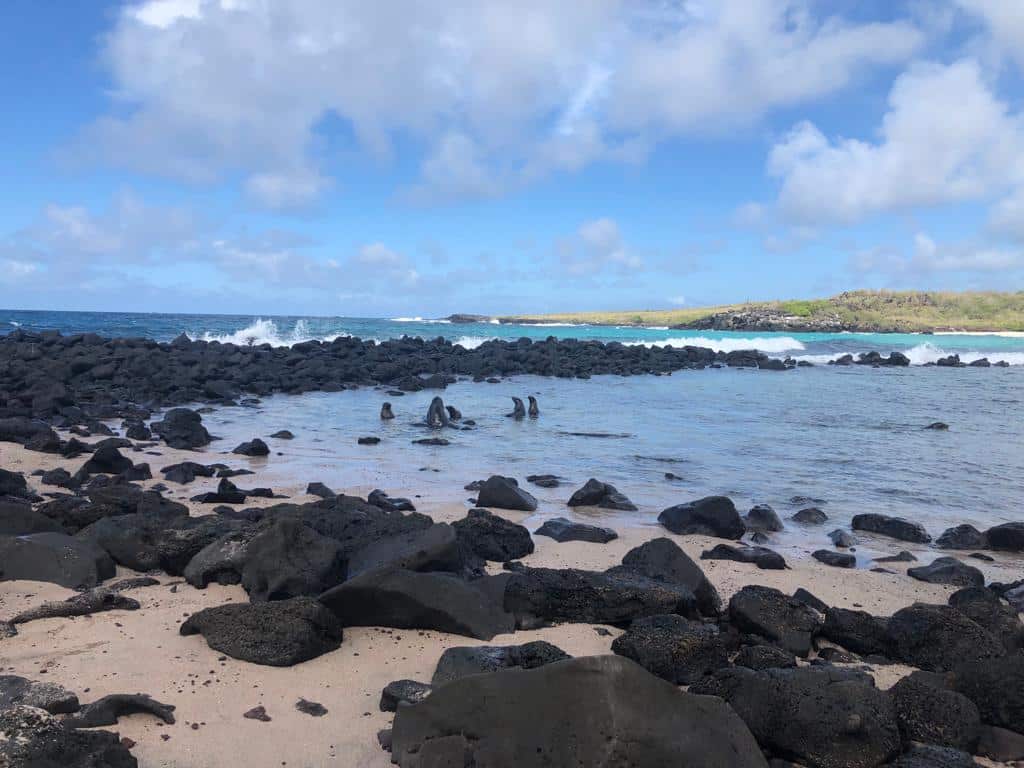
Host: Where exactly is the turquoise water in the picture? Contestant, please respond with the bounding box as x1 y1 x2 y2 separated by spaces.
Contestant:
3 308 1024 365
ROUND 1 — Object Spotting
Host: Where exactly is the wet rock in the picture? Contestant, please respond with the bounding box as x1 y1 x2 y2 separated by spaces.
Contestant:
504 566 698 627
319 569 514 640
691 665 899 768
908 557 984 587
828 529 858 548
270 430 294 439
814 549 856 568
791 507 828 525
658 495 745 539
233 438 269 457
180 597 343 666
412 437 449 446
475 475 537 512
852 513 931 544
611 614 730 684
985 522 1024 552
875 551 918 563
367 489 416 513
566 479 637 511
887 603 1005 672
821 607 891 656
733 644 798 671
701 543 787 570
745 504 784 532
65 694 176 728
952 653 1024 733
380 680 432 712
0 532 114 589
728 585 822 657
160 461 216 485
0 704 138 768
305 481 335 499
615 537 721 617
389 655 769 768
526 474 560 488
151 407 211 449
925 422 950 430
241 519 346 601
431 641 570 686
452 508 534 562
357 436 381 445
0 676 79 714
534 517 618 544
936 524 987 550
890 674 981 751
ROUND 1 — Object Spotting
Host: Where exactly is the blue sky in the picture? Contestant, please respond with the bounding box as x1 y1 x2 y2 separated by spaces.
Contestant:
1 0 1023 317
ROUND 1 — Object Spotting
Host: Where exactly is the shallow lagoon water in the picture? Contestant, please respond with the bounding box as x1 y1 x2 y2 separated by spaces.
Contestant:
189 364 1023 564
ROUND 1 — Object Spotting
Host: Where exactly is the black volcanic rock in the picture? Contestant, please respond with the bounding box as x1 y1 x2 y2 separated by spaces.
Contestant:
852 513 931 543
658 496 745 539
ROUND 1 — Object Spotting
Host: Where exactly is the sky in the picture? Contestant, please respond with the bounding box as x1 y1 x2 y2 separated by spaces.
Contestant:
1 0 1024 317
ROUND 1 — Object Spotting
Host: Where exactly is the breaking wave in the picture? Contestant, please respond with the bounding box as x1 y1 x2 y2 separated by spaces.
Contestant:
793 343 1024 366
193 319 348 347
628 336 807 354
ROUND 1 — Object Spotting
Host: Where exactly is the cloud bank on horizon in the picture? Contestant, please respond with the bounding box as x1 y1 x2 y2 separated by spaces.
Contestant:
1 0 1023 315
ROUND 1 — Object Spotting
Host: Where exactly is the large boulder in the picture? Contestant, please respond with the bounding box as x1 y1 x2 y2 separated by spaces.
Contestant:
951 653 1024 733
821 607 891 656
0 532 114 589
183 528 259 588
908 557 984 587
179 597 342 666
948 587 1024 653
611 614 730 684
534 517 617 544
0 675 79 714
390 655 769 768
887 603 1005 672
936 525 987 550
0 468 32 499
566 479 637 511
452 508 534 562
241 519 346 601
504 566 698 627
658 496 745 539
319 568 514 640
431 641 570 686
890 674 981 752
692 666 900 768
745 504 784 532
851 513 931 543
728 585 822 657
232 438 269 457
75 445 134 479
885 744 981 768
150 407 212 449
345 522 472 579
0 499 66 535
475 476 537 512
0 705 138 768
985 522 1024 552
614 537 721 616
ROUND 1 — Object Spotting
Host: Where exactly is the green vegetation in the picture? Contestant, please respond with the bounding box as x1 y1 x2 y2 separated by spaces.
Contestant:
499 290 1024 332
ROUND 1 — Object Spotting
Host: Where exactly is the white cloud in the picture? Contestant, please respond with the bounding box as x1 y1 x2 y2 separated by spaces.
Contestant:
769 59 1024 224
559 217 642 276
956 0 1024 72
850 231 1023 276
990 188 1024 241
80 1 924 206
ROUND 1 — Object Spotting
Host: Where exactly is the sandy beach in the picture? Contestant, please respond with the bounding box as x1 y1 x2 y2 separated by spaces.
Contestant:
2 438 1021 767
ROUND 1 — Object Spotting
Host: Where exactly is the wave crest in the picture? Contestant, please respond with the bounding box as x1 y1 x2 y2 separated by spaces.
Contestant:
629 336 807 354
192 319 348 347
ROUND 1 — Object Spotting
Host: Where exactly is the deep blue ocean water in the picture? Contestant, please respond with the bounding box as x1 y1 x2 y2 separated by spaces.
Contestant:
3 308 1022 563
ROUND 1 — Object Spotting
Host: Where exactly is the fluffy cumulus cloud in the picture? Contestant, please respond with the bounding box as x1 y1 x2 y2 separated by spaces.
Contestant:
769 59 1024 225
851 232 1023 277
559 217 642 276
78 0 924 207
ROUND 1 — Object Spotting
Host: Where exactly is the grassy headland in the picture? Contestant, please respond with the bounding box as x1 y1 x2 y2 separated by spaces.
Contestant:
494 290 1024 333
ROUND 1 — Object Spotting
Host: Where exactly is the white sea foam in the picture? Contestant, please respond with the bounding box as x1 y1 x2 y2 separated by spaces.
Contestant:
452 336 496 350
792 343 1024 366
629 336 807 354
391 316 423 322
193 319 348 347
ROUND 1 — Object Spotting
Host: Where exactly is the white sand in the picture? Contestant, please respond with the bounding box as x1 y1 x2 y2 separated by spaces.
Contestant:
1 443 1019 767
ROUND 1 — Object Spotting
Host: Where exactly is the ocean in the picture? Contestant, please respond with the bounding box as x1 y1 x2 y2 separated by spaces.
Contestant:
3 308 1023 560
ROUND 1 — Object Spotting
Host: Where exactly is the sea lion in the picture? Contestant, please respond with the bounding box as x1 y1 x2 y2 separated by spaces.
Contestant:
380 402 395 420
528 395 539 418
506 397 526 420
445 405 462 421
426 396 450 428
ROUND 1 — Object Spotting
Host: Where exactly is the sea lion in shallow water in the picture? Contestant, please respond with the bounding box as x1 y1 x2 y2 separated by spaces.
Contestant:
426 396 450 428
506 397 526 420
380 403 395 420
528 396 539 418
445 405 462 421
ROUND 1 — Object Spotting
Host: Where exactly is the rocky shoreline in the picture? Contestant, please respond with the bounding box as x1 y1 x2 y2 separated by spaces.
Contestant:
2 400 1024 767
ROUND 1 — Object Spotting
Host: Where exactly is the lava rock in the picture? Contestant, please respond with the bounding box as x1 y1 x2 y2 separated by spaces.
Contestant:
431 641 570 686
908 557 984 587
936 525 987 550
476 475 537 512
890 674 981 751
534 517 618 544
452 508 534 562
985 522 1024 552
952 653 1024 733
658 495 745 539
0 532 114 589
701 543 787 570
241 519 346 602
232 438 270 457
151 407 211 449
0 705 139 768
852 513 931 543
733 644 798 671
616 537 721 617
611 614 730 684
745 504 784 532
380 679 432 712
791 507 828 525
814 549 856 568
887 603 1005 672
821 607 891 656
566 479 637 511
728 585 822 657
